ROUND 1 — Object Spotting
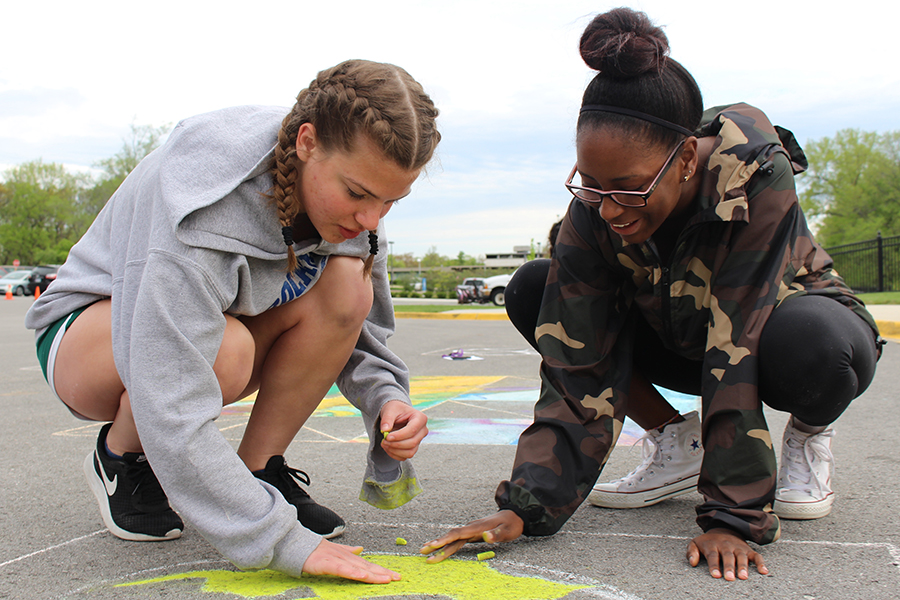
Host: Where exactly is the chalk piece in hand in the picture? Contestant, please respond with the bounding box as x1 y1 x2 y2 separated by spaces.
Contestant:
396 537 408 546
382 430 390 439
477 551 495 561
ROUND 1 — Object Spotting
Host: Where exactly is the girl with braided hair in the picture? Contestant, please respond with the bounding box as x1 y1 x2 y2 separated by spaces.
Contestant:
26 59 440 582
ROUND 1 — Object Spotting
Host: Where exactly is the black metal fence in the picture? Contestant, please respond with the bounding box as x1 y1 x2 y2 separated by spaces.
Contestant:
825 233 900 293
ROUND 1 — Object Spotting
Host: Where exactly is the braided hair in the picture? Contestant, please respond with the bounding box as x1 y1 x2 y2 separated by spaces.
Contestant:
270 59 441 275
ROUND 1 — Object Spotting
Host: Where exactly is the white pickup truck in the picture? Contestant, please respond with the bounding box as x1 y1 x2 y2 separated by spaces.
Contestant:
456 273 513 306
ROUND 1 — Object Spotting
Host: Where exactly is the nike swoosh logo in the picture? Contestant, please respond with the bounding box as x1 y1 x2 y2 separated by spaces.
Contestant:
96 452 117 496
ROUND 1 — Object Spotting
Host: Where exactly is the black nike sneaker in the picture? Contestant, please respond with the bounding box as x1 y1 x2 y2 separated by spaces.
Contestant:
83 423 183 541
253 455 345 539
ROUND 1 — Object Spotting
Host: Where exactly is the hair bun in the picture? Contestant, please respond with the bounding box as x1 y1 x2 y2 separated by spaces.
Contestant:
579 8 669 79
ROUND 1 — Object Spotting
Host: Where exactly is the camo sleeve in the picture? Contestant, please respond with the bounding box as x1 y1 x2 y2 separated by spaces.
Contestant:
495 204 633 536
496 104 875 543
693 148 811 545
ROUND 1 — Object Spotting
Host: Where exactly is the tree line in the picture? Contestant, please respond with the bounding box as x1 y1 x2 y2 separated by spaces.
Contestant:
0 124 168 265
2 125 897 266
799 129 900 247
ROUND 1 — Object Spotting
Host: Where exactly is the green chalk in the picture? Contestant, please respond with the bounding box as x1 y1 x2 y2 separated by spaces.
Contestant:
477 551 495 561
396 537 408 546
382 430 390 439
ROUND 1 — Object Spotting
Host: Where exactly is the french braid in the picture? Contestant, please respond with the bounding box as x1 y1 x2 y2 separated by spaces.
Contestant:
269 60 440 275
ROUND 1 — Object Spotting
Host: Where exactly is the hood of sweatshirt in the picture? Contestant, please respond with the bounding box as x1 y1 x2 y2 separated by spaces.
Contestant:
154 105 369 261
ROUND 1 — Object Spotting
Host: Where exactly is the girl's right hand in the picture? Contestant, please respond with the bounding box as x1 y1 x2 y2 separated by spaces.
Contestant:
419 510 524 563
686 528 769 581
303 539 401 583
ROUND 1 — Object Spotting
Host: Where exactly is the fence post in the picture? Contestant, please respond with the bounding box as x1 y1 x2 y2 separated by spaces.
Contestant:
877 231 884 292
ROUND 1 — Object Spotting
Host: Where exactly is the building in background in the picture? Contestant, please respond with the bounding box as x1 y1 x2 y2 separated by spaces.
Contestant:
484 245 536 268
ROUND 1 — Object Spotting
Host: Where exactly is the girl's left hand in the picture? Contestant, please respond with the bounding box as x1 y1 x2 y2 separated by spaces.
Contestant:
379 400 428 461
687 528 769 580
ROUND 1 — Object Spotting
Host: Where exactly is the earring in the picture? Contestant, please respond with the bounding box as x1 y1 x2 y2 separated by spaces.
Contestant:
683 171 692 182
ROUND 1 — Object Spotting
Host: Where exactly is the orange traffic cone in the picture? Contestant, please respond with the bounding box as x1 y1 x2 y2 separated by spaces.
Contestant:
5 285 12 300
34 285 40 299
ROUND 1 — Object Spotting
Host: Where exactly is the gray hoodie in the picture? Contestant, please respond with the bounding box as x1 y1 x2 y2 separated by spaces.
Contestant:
25 105 421 576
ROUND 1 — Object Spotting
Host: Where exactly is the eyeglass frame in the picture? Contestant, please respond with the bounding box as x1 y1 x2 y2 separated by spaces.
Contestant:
565 139 686 209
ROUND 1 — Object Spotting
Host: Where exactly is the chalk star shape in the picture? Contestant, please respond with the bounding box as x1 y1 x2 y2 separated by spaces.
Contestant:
117 554 591 600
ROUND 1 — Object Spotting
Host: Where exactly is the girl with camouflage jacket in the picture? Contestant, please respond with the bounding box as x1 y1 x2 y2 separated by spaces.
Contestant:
421 7 881 582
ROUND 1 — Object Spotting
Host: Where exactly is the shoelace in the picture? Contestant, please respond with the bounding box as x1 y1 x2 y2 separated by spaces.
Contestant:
780 428 835 493
613 429 675 485
127 456 167 505
275 463 312 501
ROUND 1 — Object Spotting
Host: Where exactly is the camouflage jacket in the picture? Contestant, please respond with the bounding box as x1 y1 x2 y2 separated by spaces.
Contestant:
495 103 877 544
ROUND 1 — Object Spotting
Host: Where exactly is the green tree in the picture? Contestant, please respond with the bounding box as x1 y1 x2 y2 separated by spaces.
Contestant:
391 252 419 268
95 122 170 183
86 122 170 214
420 245 446 268
453 250 478 266
800 129 900 246
0 160 93 264
0 122 169 265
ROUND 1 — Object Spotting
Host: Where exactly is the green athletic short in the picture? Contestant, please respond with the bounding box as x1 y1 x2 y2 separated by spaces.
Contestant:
35 306 92 419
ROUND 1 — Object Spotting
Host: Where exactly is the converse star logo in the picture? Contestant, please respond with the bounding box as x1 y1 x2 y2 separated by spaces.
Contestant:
97 453 117 496
686 433 703 457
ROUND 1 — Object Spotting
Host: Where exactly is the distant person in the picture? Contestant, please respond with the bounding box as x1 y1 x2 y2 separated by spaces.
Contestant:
26 59 439 583
547 218 562 257
505 219 562 342
422 8 882 582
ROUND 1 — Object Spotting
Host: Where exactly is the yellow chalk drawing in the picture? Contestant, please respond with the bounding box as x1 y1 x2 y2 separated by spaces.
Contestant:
315 376 505 418
117 554 590 599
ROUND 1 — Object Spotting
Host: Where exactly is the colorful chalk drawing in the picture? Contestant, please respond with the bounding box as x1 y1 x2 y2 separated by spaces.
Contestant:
55 376 699 449
116 555 594 599
221 375 700 448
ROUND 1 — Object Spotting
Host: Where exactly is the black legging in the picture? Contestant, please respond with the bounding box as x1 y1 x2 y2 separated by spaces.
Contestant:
506 259 879 427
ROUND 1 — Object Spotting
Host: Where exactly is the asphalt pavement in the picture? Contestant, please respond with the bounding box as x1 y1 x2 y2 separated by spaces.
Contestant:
0 296 898 599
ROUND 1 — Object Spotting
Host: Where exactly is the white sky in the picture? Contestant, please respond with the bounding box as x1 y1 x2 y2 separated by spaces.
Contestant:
2 0 898 258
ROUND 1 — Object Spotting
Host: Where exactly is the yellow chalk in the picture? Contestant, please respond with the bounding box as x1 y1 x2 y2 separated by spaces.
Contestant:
477 551 495 561
382 430 390 439
396 537 408 546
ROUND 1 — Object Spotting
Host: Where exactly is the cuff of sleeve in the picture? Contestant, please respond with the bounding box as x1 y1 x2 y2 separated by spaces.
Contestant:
696 507 781 545
359 460 422 509
266 524 325 578
497 503 529 524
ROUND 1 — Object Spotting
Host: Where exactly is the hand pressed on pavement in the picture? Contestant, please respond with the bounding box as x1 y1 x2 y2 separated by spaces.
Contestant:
303 539 401 583
687 528 769 581
419 510 524 563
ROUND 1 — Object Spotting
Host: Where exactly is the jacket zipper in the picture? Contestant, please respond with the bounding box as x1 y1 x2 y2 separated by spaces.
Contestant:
659 265 674 348
646 235 691 351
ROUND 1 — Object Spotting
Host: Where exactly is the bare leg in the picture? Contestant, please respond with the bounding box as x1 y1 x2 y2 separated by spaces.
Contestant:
237 256 373 471
54 256 372 468
628 367 680 430
53 299 256 455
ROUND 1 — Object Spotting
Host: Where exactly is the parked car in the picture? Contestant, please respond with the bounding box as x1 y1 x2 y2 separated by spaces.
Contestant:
456 273 513 306
0 265 34 277
0 270 33 296
26 266 59 295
